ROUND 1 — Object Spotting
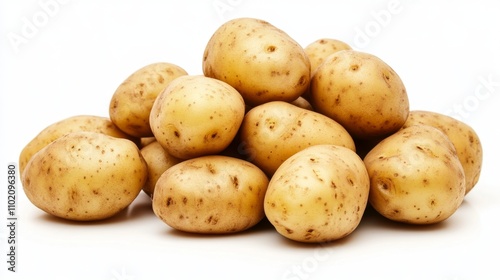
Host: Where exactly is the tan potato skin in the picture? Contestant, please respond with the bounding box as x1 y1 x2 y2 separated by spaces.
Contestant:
402 110 482 195
364 125 466 224
152 155 269 234
304 38 352 74
240 101 355 177
264 145 370 243
203 17 310 106
22 131 148 221
310 50 409 139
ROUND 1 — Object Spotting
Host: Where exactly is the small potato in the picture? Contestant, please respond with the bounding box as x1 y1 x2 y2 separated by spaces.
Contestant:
140 141 182 198
109 62 188 138
402 110 482 195
311 50 409 139
289 96 314 111
19 115 137 175
150 75 245 160
364 125 466 224
152 155 269 234
304 38 352 74
264 145 370 243
240 101 355 176
203 17 310 106
22 131 148 221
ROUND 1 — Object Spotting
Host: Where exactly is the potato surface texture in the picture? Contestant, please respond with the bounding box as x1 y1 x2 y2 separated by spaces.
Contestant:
402 110 482 195
202 17 310 106
304 38 352 74
109 62 188 138
150 75 245 159
22 131 148 221
311 50 409 139
240 101 355 176
264 145 370 243
364 125 466 224
152 155 269 234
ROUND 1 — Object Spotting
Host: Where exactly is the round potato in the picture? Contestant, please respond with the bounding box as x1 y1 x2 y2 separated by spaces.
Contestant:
150 75 245 160
304 38 352 74
310 50 409 139
22 131 148 221
152 155 269 234
19 115 137 175
364 125 466 224
203 17 310 106
402 110 482 195
109 62 188 138
264 145 370 243
239 101 355 176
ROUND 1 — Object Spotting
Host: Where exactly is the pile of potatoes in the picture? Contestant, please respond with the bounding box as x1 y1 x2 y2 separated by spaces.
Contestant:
20 17 482 243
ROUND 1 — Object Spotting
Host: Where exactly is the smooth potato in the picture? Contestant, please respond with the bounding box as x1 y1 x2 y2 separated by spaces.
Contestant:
150 75 245 159
109 62 188 138
304 38 352 74
203 17 310 106
264 145 370 243
22 131 148 221
152 155 269 234
240 101 355 176
364 125 466 224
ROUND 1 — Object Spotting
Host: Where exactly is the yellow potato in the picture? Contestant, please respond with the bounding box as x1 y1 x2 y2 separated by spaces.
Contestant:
203 17 310 106
19 115 137 175
109 62 188 138
239 101 355 176
402 110 482 195
304 38 352 74
140 141 182 198
310 50 409 139
22 131 148 221
152 155 269 234
264 145 370 243
150 75 245 160
364 125 466 224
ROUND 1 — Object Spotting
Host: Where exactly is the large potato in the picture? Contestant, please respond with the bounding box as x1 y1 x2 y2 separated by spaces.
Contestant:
19 115 137 175
239 101 355 176
22 131 148 221
150 75 245 159
364 125 466 224
310 50 409 139
304 38 352 74
264 145 370 243
203 17 310 106
152 155 269 234
402 110 482 195
109 62 188 138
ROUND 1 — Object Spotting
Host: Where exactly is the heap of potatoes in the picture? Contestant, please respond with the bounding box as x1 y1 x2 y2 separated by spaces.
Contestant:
20 17 482 243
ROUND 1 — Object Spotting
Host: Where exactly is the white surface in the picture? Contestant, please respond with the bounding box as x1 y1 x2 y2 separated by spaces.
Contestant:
1 1 499 279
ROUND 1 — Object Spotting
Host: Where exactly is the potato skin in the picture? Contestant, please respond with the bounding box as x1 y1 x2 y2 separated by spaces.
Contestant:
152 155 269 234
22 131 148 221
264 145 370 243
203 17 310 106
364 125 466 224
19 115 137 175
240 101 355 176
304 38 352 74
402 110 482 195
150 75 245 159
109 62 188 138
311 50 409 139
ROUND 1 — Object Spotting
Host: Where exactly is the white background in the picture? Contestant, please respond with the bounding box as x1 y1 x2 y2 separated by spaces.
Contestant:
1 0 500 279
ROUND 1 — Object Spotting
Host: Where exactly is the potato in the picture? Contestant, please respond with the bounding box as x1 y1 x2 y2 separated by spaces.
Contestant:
19 115 137 175
22 131 148 221
150 75 245 159
152 155 269 234
264 145 370 243
402 110 482 195
109 62 188 138
239 101 355 176
304 38 352 74
203 17 310 106
310 50 409 139
364 125 466 224
140 141 182 198
289 96 314 111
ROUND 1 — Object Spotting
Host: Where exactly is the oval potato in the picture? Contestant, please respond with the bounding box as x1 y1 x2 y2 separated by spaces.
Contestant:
304 38 352 74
